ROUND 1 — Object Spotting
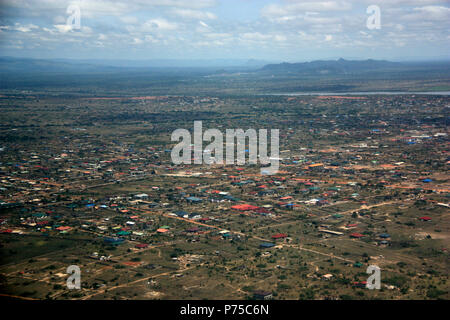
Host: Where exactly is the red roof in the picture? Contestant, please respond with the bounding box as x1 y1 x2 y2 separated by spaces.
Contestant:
272 233 288 239
231 204 260 211
350 233 365 238
56 226 72 231
419 216 432 221
135 244 149 249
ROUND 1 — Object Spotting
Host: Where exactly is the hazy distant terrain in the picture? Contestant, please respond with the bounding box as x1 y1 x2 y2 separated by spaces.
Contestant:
1 57 449 96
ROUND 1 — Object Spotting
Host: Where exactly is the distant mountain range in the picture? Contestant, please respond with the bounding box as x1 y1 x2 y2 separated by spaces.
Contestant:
1 56 449 81
260 58 414 75
0 57 271 74
0 56 122 73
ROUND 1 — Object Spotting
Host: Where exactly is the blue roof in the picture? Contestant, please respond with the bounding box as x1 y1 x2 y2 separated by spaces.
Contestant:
104 237 125 244
223 195 238 201
186 196 202 202
259 242 275 248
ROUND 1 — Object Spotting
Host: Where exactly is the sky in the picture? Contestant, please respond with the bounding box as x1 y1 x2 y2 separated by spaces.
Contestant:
0 0 449 62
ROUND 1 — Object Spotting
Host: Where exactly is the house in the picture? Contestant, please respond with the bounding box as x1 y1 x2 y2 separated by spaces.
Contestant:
223 195 238 201
419 216 432 221
319 229 344 236
254 208 271 214
259 242 275 249
135 243 149 249
134 193 149 200
103 237 125 245
231 204 259 211
253 291 273 300
56 226 72 232
188 213 202 220
322 274 333 280
186 196 202 203
271 233 288 240
350 233 365 238
175 211 189 218
353 281 367 288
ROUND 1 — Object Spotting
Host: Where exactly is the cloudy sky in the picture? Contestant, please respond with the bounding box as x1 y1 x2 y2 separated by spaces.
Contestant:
0 0 449 61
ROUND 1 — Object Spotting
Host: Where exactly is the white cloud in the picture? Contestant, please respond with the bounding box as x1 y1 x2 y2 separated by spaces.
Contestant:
274 34 287 42
120 16 139 24
0 0 448 60
262 1 352 21
4 23 40 33
142 18 178 31
196 21 211 33
172 8 216 20
144 35 159 43
1 0 218 14
54 24 73 33
241 32 272 41
413 5 450 20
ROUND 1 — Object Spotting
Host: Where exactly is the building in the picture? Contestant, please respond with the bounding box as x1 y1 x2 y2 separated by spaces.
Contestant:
253 291 273 300
350 233 365 238
322 274 333 280
271 233 288 240
259 242 275 249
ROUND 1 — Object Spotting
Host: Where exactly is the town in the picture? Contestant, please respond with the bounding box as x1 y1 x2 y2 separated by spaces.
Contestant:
0 92 448 300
